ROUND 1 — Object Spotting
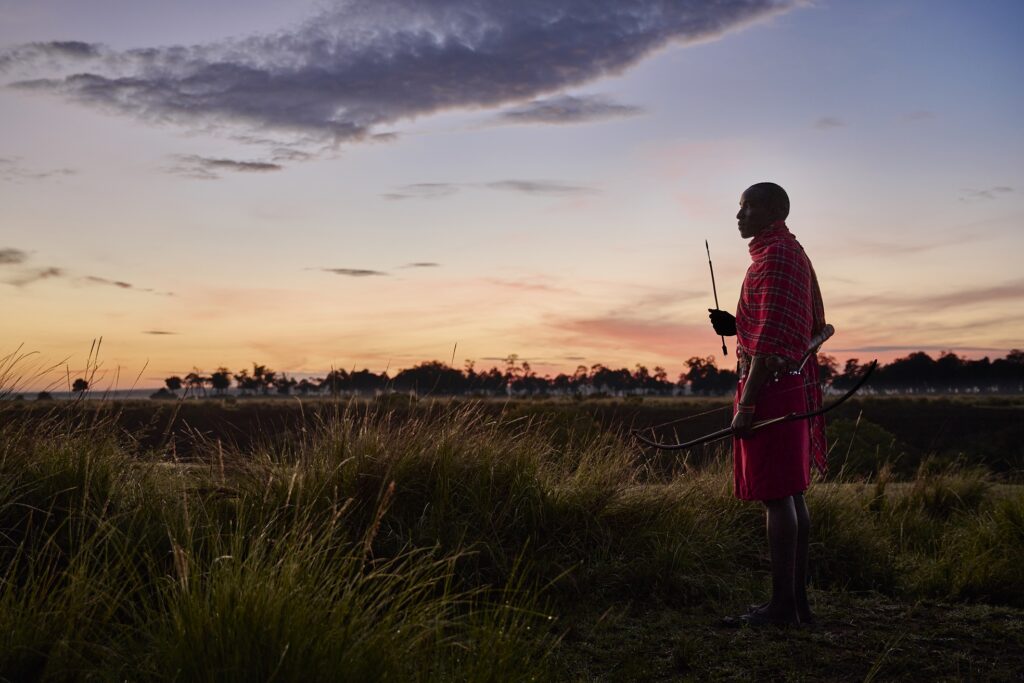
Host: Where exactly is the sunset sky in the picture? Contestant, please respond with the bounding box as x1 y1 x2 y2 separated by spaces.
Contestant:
2 0 1022 390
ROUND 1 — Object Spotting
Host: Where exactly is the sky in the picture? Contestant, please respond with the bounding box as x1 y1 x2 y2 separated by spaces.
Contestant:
2 0 1022 390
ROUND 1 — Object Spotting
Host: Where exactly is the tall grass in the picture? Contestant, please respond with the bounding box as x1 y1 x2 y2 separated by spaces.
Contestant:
1 394 1022 680
0 406 552 681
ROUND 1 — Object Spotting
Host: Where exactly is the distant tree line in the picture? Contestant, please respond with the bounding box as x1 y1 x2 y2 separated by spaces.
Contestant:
831 350 1024 394
147 355 735 400
139 349 1024 400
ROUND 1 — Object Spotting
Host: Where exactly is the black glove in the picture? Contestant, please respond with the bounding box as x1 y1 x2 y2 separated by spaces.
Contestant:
708 309 737 336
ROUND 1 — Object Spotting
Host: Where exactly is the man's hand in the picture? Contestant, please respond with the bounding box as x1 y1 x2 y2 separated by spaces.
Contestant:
731 408 755 437
708 309 737 336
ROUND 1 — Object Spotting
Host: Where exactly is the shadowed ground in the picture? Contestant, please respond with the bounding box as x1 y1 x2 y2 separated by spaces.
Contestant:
1 398 1021 680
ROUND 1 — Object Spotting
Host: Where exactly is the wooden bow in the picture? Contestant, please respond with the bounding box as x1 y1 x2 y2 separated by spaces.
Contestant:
631 360 877 451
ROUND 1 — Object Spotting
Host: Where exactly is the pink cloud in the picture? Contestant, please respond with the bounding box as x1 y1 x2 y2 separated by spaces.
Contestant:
549 314 721 361
481 277 575 294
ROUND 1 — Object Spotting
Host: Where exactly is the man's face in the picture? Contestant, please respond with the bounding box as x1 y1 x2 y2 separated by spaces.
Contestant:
736 188 774 239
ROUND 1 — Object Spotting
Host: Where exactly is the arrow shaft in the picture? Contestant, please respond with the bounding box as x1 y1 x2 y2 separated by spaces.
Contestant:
705 240 728 357
705 241 721 309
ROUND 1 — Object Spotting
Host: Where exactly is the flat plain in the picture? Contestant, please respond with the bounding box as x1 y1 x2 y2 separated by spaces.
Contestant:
2 396 1022 681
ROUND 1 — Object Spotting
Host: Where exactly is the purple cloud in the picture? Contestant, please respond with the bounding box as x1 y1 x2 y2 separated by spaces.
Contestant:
4 1 800 146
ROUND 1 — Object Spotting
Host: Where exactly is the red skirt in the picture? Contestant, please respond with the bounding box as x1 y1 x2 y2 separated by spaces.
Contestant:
733 373 811 501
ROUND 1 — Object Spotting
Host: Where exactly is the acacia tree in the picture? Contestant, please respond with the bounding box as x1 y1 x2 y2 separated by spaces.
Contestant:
503 354 522 384
274 373 297 395
682 356 719 395
72 378 89 394
320 369 349 396
165 376 183 393
651 366 672 394
184 369 208 397
393 361 465 395
349 369 387 394
633 364 651 393
817 354 838 385
296 378 319 396
250 364 276 395
233 368 260 396
209 368 231 395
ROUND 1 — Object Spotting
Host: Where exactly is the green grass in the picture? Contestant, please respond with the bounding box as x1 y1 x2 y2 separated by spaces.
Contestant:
1 398 1022 681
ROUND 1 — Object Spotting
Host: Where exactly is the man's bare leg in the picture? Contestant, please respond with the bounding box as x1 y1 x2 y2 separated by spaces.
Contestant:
793 491 814 623
759 495 799 623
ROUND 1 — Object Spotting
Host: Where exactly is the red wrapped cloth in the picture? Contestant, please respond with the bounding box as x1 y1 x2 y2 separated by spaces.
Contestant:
733 374 810 501
734 221 827 500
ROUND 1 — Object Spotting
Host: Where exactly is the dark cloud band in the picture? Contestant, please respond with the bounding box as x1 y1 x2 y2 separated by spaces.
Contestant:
496 94 644 125
4 0 798 144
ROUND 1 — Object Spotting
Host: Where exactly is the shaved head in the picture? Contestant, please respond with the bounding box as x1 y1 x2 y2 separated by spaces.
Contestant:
744 182 790 221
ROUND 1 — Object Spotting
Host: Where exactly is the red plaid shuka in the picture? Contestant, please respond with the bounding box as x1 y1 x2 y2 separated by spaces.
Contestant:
736 221 828 476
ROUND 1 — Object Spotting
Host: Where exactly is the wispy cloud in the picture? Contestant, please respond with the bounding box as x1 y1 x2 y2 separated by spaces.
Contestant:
494 94 644 125
813 116 844 130
80 274 173 295
904 110 934 122
2 248 171 294
382 183 459 201
167 154 283 180
3 1 800 148
0 157 76 182
830 344 1013 356
383 179 598 200
0 248 29 265
841 232 983 256
485 180 597 196
6 267 63 287
832 278 1024 313
82 275 138 290
142 330 177 335
320 268 389 277
551 314 708 358
314 264 440 276
483 277 574 294
911 278 1024 309
0 41 100 72
959 186 1014 202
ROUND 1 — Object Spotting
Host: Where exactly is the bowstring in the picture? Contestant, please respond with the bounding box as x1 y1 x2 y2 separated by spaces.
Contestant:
642 403 732 431
636 375 830 434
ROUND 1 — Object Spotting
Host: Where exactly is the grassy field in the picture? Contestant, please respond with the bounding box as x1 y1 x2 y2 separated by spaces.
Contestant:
1 397 1022 681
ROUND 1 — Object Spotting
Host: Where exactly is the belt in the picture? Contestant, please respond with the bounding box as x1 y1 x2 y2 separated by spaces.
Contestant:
737 354 801 380
737 325 835 380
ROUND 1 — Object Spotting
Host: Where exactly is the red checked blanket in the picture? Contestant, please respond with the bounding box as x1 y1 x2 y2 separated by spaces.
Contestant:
735 220 828 480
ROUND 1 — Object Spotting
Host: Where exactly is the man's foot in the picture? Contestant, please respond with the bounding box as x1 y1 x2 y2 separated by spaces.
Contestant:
756 603 816 625
738 608 799 627
751 602 816 625
721 603 798 627
797 607 817 625
747 601 800 625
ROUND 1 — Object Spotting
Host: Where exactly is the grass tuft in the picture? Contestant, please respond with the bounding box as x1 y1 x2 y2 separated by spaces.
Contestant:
1 392 1022 680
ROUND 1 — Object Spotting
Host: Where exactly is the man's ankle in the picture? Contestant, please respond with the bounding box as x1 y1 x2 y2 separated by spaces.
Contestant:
766 597 797 612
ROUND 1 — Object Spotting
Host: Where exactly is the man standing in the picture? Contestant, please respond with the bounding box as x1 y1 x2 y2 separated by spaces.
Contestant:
709 182 827 626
